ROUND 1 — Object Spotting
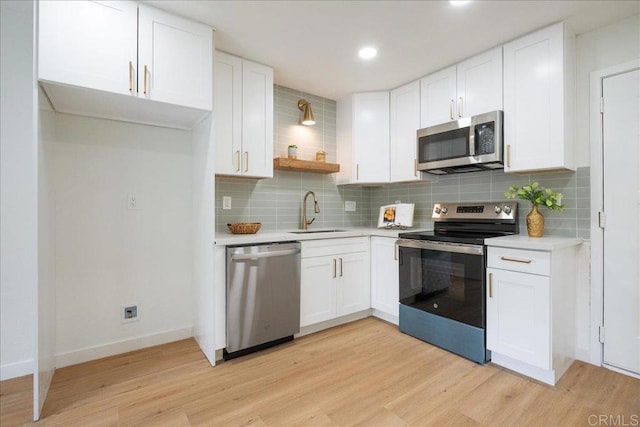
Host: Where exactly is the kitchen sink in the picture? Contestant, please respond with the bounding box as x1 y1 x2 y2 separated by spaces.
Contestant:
289 229 348 234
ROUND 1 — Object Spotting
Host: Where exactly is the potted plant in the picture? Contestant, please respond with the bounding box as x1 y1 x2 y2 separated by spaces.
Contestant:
504 182 565 237
287 144 298 159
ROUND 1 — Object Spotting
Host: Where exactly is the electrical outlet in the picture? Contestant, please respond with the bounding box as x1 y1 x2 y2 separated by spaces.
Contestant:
222 196 232 210
122 303 139 323
345 201 356 212
127 194 139 210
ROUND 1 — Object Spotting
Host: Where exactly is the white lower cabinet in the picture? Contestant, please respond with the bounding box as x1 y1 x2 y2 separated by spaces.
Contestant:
300 238 370 328
370 237 399 323
486 240 581 385
486 268 550 369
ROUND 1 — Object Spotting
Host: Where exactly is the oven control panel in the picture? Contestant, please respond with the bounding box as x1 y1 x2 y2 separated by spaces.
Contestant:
433 202 518 221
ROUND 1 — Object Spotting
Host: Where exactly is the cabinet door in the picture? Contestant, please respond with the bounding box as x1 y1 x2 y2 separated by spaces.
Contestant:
503 23 567 173
456 47 503 118
241 60 274 178
370 237 399 318
39 0 137 95
419 66 456 127
486 268 550 369
138 4 212 110
337 252 371 316
214 52 243 176
353 92 390 183
390 81 421 182
300 256 336 327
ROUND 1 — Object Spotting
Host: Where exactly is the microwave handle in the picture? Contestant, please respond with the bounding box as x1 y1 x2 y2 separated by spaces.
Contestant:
469 129 476 156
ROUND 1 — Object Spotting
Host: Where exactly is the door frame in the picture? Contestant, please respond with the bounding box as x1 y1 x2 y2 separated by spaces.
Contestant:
589 59 640 370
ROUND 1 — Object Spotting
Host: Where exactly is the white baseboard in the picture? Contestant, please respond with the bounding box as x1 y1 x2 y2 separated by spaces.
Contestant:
371 309 399 325
55 326 194 368
0 358 34 381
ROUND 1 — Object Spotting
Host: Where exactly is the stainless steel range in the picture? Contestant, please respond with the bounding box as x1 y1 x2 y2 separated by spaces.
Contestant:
396 201 518 363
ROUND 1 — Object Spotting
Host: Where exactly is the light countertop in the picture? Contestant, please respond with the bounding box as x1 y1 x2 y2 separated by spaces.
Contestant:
215 227 425 246
485 235 583 251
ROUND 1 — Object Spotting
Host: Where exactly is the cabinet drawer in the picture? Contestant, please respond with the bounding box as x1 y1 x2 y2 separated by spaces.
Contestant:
487 247 550 275
302 237 369 258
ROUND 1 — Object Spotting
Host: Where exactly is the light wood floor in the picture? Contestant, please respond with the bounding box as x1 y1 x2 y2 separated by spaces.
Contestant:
2 317 639 426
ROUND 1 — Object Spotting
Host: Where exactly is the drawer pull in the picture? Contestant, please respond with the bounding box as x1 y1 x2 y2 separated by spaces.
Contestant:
500 256 532 264
489 273 493 298
333 258 337 278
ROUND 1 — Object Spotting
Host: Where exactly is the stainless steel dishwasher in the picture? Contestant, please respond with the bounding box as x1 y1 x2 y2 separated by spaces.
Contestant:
224 241 301 360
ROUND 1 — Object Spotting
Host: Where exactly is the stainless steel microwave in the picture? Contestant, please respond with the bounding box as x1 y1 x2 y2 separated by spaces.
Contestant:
417 110 503 175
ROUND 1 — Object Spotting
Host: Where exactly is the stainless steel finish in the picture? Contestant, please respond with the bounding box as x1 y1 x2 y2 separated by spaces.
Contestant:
226 242 301 354
500 256 532 264
301 190 320 230
396 239 484 256
432 201 518 222
417 110 503 174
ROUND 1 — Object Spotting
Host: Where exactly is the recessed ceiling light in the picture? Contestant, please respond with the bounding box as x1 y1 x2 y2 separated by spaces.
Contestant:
450 0 471 6
358 47 377 60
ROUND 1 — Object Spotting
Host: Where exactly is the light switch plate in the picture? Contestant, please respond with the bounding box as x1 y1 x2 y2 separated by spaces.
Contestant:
345 201 356 212
222 196 232 210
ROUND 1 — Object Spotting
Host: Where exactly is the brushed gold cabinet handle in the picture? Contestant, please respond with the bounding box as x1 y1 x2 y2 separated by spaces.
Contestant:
143 65 148 95
356 164 359 181
500 256 532 264
394 241 399 261
244 152 249 172
339 257 343 277
458 97 463 118
128 61 134 92
450 99 454 120
506 145 511 168
489 273 493 298
414 159 418 177
235 150 240 172
333 258 337 278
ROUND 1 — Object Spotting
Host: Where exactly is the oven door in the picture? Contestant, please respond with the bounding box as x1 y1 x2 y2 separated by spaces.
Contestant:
397 239 486 328
417 118 472 171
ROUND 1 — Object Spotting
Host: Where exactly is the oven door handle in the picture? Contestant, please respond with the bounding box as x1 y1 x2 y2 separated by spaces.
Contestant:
396 239 484 256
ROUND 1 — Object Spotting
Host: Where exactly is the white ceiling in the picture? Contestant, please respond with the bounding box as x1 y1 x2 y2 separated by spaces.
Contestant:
146 0 639 100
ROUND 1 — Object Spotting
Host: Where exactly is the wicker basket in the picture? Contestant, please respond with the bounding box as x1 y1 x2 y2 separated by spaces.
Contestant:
227 222 262 234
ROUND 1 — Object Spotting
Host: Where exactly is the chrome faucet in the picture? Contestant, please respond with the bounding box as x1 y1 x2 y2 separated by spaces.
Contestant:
302 191 320 230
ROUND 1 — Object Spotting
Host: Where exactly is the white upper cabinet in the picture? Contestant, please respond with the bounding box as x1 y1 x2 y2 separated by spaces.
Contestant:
214 51 274 178
419 66 457 128
38 0 213 130
390 80 423 183
39 1 137 96
503 22 575 173
138 4 212 111
420 47 502 128
337 92 390 185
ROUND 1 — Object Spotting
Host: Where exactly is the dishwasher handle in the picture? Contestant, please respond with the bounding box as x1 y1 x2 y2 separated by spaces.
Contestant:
230 248 300 261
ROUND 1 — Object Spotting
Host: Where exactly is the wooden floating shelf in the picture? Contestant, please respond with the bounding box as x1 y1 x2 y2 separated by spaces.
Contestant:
273 157 340 174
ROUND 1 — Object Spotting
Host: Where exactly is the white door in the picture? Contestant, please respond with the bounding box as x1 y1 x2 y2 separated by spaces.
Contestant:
337 252 370 316
353 92 390 183
456 47 503 118
370 237 399 318
390 81 421 182
419 66 457 127
214 52 243 176
602 68 640 375
241 60 274 178
138 4 212 110
300 256 336 327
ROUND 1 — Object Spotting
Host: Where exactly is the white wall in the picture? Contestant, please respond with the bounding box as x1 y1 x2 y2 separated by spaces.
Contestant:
0 0 38 380
50 114 196 367
575 14 640 167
